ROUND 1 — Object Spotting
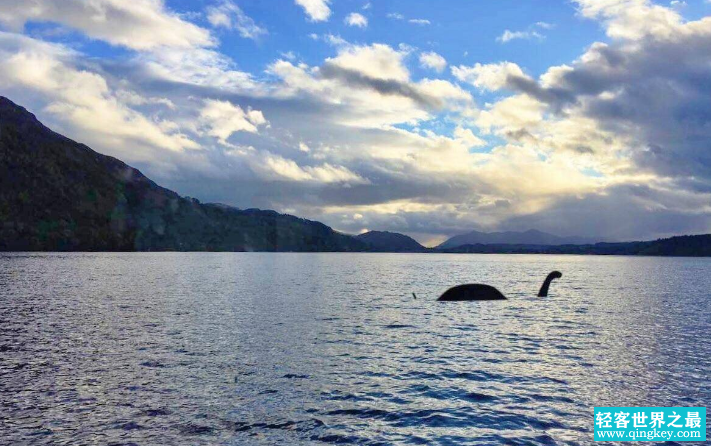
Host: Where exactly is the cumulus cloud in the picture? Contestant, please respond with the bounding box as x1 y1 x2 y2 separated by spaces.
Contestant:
206 1 267 39
0 0 213 50
452 62 527 90
453 60 573 108
0 32 199 162
199 99 267 144
480 2 711 181
294 0 331 22
135 46 264 95
453 126 486 148
327 43 410 80
270 42 472 127
419 51 447 72
574 0 683 40
344 12 368 28
436 0 711 240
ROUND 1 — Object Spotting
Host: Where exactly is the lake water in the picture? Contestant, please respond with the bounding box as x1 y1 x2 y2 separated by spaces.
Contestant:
1 253 710 445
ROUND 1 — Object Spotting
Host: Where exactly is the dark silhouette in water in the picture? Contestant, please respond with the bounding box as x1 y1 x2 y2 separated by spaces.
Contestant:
438 284 506 301
537 271 563 297
438 271 562 301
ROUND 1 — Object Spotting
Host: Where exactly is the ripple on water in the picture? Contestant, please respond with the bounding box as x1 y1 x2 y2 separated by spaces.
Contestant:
1 253 710 445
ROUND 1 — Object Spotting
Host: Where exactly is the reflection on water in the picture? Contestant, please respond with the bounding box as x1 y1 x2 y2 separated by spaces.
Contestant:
1 253 710 445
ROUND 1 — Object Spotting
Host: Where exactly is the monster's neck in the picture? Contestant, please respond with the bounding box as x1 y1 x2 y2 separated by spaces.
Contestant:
538 272 559 297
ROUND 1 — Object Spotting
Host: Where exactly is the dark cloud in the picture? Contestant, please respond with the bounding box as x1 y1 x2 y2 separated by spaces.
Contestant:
319 62 444 109
505 73 575 109
519 31 711 180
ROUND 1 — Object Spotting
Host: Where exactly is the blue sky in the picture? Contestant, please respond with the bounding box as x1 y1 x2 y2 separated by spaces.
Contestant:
158 0 612 93
200 0 603 73
2 0 711 245
25 0 612 84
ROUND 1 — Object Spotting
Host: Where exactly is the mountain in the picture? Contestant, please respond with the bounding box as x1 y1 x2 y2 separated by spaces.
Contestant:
440 234 711 256
355 231 425 252
437 229 597 249
0 96 366 252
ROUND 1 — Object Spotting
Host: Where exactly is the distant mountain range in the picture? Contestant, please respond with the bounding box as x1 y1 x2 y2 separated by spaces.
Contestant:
437 229 598 249
355 231 424 252
1 95 710 256
438 235 711 257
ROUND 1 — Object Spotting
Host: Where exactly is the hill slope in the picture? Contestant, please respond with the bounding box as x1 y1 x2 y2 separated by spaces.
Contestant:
438 229 596 249
355 231 424 252
0 96 366 252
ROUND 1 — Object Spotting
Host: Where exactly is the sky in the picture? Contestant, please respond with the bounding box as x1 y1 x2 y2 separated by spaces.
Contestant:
2 0 711 246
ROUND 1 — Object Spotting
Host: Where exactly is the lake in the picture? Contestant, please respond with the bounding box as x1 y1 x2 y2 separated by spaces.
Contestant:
1 253 710 445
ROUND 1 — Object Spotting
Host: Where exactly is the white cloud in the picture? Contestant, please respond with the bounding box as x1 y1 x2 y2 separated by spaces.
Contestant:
294 0 331 22
573 0 683 40
497 29 543 43
280 51 296 60
475 94 546 135
269 42 472 129
454 126 486 148
452 62 527 91
324 34 348 46
0 32 199 162
206 1 266 40
386 12 430 25
199 99 267 144
0 0 213 50
269 58 430 127
419 51 447 72
247 151 368 184
137 47 263 94
344 12 368 28
327 43 409 81
497 21 552 43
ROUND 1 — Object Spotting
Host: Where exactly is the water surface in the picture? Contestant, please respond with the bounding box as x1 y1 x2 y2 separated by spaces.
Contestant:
1 253 709 445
